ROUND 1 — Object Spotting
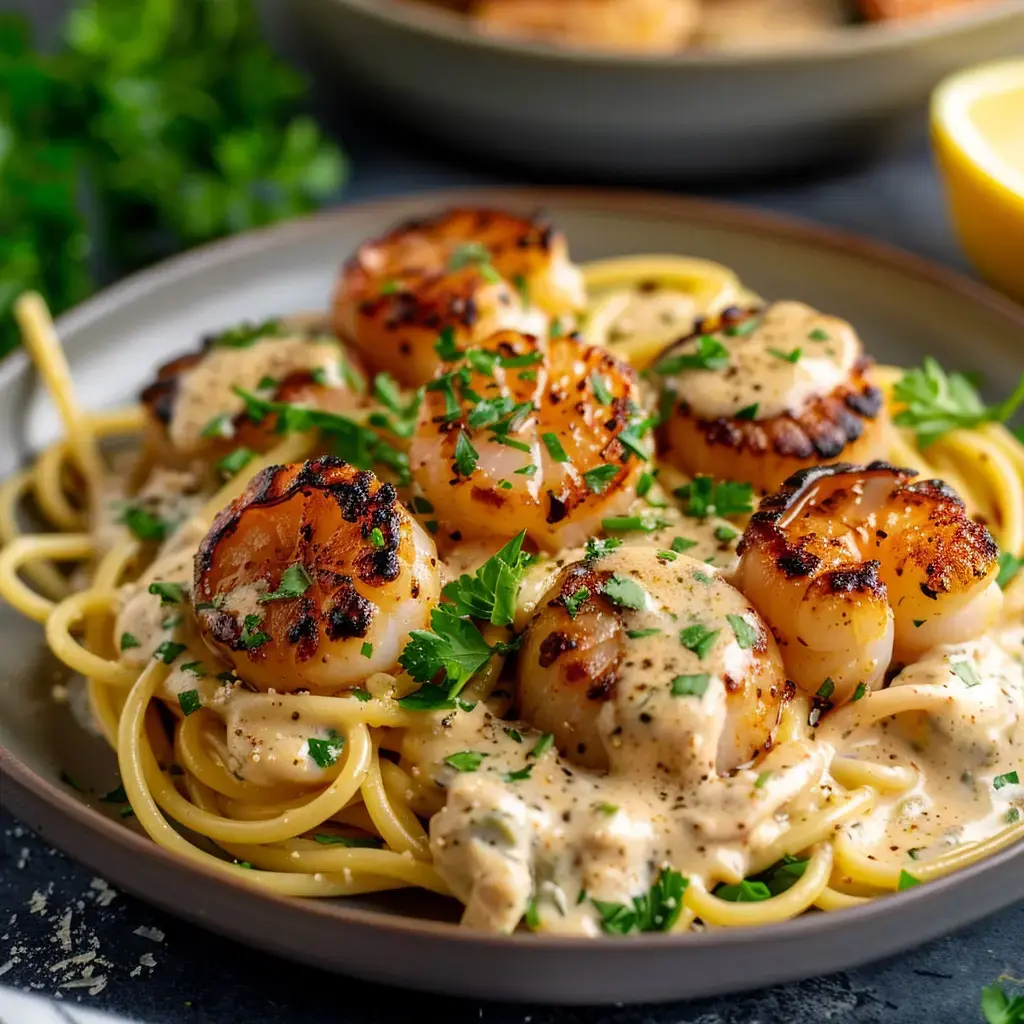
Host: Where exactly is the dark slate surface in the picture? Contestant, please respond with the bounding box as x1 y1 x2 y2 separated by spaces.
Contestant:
1 4 1020 1021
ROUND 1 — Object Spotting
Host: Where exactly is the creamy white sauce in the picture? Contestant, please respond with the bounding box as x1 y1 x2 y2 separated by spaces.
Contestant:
834 635 1024 867
169 334 344 452
667 300 860 420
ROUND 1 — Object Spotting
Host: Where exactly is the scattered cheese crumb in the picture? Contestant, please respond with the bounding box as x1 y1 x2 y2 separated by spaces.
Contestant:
133 925 165 943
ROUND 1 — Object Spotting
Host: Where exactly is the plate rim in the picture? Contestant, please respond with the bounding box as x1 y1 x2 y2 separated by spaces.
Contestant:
322 0 1024 67
3 184 1024 956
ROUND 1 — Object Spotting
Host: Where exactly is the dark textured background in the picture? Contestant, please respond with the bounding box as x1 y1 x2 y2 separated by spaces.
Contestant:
1 2 1020 1022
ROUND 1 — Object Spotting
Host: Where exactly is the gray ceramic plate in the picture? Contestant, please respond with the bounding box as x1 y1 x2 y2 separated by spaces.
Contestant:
287 0 1024 177
3 189 1024 1006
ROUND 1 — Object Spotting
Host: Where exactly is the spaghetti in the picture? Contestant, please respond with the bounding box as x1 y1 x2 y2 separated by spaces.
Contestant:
2 214 1024 938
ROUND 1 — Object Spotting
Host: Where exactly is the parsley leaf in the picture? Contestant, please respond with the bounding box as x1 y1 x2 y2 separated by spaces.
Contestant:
541 432 568 463
148 581 184 605
671 673 709 697
399 605 494 695
311 833 382 848
601 574 647 611
216 447 255 477
592 867 688 934
981 984 1024 1024
307 730 344 769
120 632 140 651
676 476 754 519
444 750 485 772
585 537 623 559
997 552 1023 589
453 429 479 477
259 563 312 603
177 689 202 716
441 530 530 627
893 357 1024 447
563 586 591 618
714 879 772 902
154 641 186 665
119 505 171 542
679 623 719 660
240 614 270 650
584 464 620 494
994 771 1020 790
656 336 729 375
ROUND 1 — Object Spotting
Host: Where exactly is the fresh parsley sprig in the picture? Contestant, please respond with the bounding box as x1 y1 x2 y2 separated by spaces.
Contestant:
234 386 410 484
893 357 1024 447
399 531 530 699
675 476 754 519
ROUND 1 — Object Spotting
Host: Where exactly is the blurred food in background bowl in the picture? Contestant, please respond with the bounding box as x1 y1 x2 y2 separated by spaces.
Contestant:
932 59 1024 306
288 0 1024 178
408 0 995 53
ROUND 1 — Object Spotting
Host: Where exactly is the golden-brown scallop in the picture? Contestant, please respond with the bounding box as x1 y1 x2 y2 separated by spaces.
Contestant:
473 0 701 52
517 546 787 780
139 317 362 473
332 208 585 387
409 329 650 552
733 461 1002 703
657 302 889 495
193 456 440 693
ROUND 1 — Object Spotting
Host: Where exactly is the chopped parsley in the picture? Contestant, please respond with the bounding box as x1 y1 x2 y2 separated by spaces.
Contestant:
768 347 802 363
714 879 772 902
200 413 234 440
735 403 759 421
504 764 534 783
692 571 714 586
584 464 620 494
714 524 739 543
120 632 140 651
679 623 719 660
240 614 270 650
601 574 647 611
755 770 772 789
591 867 687 935
626 628 661 639
563 586 591 619
119 504 171 542
897 869 921 890
444 750 485 773
396 684 467 712
1008 807 1021 825
350 687 372 702
656 336 729 375
209 318 284 348
177 689 202 716
529 733 554 759
595 802 619 816
153 641 186 664
307 730 344 769
893 357 1024 447
671 673 709 698
851 682 868 702
671 536 698 552
514 464 538 477
311 833 382 848
215 447 254 477
448 241 498 279
676 477 754 519
952 660 982 688
725 317 760 337
584 537 623 559
360 642 373 659
726 614 758 649
453 429 479 477
656 549 678 562
434 326 460 361
817 678 836 700
591 372 613 405
541 432 568 463
997 552 1023 589
994 771 1020 790
260 563 312 603
233 386 410 484
505 727 523 743
601 514 668 534
399 607 494 694
181 662 205 676
369 527 385 548
808 328 830 341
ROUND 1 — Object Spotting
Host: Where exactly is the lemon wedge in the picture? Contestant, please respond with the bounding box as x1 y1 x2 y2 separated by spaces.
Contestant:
932 60 1024 306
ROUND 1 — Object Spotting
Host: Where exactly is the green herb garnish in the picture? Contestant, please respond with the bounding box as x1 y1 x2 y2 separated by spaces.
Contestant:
259 563 312 603
177 690 202 716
